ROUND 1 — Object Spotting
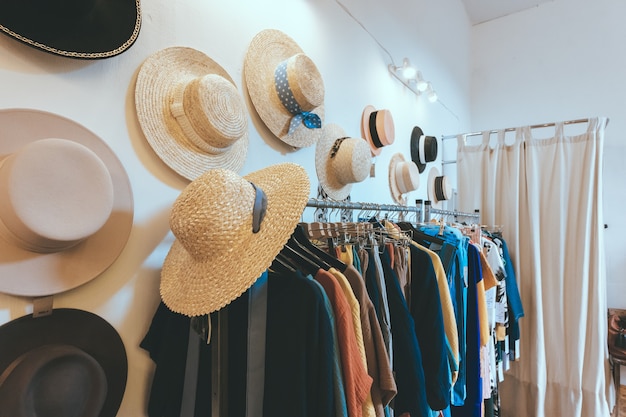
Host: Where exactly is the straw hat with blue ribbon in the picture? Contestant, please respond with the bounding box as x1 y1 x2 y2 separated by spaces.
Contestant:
244 29 325 148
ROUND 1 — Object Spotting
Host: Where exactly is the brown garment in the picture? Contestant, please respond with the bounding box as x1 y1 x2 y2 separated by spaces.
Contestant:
344 264 397 417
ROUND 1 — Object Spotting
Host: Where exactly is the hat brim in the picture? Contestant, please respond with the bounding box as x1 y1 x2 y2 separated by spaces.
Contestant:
160 163 310 316
0 109 133 296
0 309 127 417
360 105 383 156
244 29 325 148
388 153 408 205
0 0 141 59
315 123 354 201
410 126 428 173
135 47 249 181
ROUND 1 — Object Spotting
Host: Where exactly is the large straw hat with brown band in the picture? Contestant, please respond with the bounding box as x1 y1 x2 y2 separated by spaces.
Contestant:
0 0 141 59
389 152 420 205
244 29 325 148
160 163 310 316
0 108 133 297
135 46 249 181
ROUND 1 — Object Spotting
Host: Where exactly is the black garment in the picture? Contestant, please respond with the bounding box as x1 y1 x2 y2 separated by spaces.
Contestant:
263 270 335 417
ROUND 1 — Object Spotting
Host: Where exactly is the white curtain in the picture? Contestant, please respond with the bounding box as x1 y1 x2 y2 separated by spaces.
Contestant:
456 117 612 417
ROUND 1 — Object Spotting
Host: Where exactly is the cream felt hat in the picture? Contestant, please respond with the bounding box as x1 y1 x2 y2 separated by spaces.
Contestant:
135 46 249 180
160 163 310 317
0 109 133 297
427 166 452 209
244 29 325 148
315 123 372 201
0 308 127 417
388 153 420 205
360 105 395 156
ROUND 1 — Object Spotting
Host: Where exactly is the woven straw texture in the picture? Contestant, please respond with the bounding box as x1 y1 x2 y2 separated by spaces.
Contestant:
315 123 371 201
244 29 325 148
388 152 420 205
0 109 133 297
160 163 310 316
135 47 248 181
360 105 395 156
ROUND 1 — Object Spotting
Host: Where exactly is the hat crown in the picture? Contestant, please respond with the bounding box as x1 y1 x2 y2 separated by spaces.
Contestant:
170 169 256 261
0 138 114 253
395 161 420 193
331 138 371 185
284 53 324 112
372 110 395 146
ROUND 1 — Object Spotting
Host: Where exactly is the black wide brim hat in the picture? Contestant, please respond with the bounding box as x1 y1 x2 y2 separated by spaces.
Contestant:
0 0 141 59
0 309 128 417
410 126 438 173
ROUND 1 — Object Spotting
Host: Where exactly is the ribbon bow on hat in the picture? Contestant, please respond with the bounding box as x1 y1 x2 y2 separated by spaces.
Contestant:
274 59 322 134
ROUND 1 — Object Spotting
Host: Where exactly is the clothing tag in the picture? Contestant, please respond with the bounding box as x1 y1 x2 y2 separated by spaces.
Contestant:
32 296 53 318
370 162 375 177
429 242 442 252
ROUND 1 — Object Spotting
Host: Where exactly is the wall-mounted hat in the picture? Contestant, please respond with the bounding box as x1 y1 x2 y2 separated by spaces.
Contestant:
389 153 420 205
161 163 310 316
0 109 133 297
0 0 141 59
427 167 452 209
360 105 395 156
410 126 438 173
135 47 249 181
0 308 127 417
244 29 325 148
315 123 372 201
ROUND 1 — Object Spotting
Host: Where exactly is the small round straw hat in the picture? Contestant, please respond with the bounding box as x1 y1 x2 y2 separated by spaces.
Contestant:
135 46 249 181
360 105 395 156
244 29 325 148
0 308 127 417
315 123 372 201
0 0 141 59
160 162 310 317
0 109 133 297
427 166 452 209
388 153 420 205
410 126 438 173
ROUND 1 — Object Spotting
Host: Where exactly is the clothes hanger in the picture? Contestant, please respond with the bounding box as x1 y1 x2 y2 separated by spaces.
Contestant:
396 221 446 246
289 224 347 272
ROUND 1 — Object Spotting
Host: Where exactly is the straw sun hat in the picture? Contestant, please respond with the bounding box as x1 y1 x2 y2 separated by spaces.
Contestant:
0 0 141 59
315 123 372 201
410 126 438 173
388 153 420 205
428 166 452 209
244 29 325 148
0 109 133 297
160 163 310 316
0 309 127 417
360 105 395 156
135 46 249 181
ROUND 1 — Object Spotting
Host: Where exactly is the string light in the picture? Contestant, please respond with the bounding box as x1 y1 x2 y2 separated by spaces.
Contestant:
388 58 438 103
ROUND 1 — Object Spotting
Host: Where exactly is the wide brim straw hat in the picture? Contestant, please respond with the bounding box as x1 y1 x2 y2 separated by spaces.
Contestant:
0 109 133 297
410 126 438 173
315 123 372 201
160 162 310 316
360 105 395 156
0 308 127 417
244 28 325 148
0 0 141 59
388 152 420 205
427 166 452 209
135 46 249 181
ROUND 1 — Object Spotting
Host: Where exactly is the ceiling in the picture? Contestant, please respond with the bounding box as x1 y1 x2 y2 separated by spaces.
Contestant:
461 0 554 25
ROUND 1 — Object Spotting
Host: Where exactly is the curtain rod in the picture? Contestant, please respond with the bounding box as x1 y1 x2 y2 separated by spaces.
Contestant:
441 117 591 140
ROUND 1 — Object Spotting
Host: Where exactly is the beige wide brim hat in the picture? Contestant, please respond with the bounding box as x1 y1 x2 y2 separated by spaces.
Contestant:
388 153 420 205
160 162 310 317
135 46 249 181
315 123 372 201
244 29 325 148
0 109 133 297
427 166 452 209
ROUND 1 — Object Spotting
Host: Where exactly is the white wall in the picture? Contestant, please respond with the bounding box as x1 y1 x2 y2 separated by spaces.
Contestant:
0 0 472 415
467 0 626 309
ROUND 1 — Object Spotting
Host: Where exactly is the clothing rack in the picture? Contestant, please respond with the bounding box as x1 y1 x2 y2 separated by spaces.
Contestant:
306 198 480 223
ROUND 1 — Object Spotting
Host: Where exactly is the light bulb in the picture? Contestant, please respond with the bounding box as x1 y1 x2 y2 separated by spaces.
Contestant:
427 88 438 103
415 73 429 92
401 58 417 79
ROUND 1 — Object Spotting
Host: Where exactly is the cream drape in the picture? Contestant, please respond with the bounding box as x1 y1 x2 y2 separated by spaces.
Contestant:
456 117 611 417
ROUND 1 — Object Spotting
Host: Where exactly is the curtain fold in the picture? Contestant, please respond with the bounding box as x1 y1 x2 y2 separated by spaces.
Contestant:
456 117 611 417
